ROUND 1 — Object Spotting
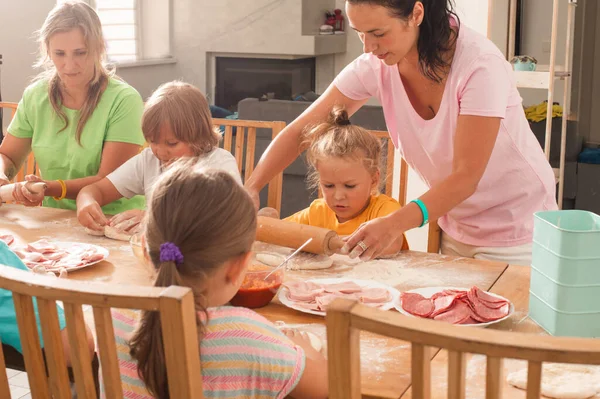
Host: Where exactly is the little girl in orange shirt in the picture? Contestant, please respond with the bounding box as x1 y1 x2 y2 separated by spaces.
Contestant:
283 107 408 257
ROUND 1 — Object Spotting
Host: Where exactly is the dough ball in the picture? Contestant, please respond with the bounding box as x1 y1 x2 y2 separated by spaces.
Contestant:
84 227 105 237
287 253 333 270
104 225 133 242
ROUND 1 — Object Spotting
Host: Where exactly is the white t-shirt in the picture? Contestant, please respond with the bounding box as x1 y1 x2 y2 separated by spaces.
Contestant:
107 147 242 199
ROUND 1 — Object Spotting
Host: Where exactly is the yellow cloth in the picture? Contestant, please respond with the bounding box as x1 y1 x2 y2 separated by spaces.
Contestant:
524 101 563 123
285 194 409 250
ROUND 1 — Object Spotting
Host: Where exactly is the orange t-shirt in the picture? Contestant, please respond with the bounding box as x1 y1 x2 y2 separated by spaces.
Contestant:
285 194 409 250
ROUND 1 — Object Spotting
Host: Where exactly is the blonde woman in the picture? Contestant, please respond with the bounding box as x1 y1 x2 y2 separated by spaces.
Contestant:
0 1 145 213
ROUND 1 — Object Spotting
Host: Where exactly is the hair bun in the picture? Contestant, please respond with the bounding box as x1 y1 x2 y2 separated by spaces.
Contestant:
331 107 351 126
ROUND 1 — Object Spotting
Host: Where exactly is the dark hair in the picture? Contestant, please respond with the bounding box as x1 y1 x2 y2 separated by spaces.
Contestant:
347 0 459 83
128 159 257 399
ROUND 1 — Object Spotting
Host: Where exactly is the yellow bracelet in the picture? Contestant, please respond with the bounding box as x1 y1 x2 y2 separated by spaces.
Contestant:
53 179 67 201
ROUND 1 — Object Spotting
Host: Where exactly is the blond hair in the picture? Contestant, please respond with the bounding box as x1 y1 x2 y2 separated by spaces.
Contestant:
128 159 256 398
35 1 113 144
142 81 221 155
301 107 383 192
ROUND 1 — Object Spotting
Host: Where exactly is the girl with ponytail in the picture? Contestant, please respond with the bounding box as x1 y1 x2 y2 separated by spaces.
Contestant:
126 159 327 399
247 0 557 265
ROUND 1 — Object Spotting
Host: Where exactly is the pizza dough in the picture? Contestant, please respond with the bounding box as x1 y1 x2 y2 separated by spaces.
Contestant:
507 363 600 399
104 225 133 242
84 226 133 242
84 227 105 237
287 253 333 270
255 252 285 267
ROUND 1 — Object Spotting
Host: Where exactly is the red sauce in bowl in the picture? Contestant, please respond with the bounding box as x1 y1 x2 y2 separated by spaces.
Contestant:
230 264 283 308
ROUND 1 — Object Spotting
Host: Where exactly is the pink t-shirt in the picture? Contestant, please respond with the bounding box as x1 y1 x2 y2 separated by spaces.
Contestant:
334 23 557 247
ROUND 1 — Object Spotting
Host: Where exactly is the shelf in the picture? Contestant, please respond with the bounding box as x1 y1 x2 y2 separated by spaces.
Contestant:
514 65 571 89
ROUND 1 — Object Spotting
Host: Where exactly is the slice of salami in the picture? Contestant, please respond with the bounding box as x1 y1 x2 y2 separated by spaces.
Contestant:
430 294 459 317
433 300 472 324
401 292 434 317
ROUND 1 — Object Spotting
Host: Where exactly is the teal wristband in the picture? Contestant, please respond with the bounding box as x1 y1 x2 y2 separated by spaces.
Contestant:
410 199 429 228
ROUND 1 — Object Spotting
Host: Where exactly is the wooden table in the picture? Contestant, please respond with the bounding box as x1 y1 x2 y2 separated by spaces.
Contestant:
2 205 545 398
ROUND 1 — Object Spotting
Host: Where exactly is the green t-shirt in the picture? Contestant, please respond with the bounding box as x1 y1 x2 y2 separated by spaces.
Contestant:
8 77 146 214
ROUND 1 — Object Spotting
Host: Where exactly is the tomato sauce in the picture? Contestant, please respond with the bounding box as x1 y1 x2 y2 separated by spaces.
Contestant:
230 264 283 308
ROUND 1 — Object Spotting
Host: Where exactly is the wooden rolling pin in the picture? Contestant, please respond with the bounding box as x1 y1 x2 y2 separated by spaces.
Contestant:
0 182 47 202
256 216 344 255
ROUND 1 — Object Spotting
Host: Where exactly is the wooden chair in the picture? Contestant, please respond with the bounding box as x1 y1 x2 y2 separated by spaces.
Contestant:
326 299 600 399
0 267 203 399
0 102 39 182
212 118 286 213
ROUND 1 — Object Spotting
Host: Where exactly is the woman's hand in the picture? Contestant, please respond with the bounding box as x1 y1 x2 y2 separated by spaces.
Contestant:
341 215 404 261
77 199 109 232
109 209 145 233
12 175 46 207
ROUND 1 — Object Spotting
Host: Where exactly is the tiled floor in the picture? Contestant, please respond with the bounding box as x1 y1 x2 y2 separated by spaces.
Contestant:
7 368 31 399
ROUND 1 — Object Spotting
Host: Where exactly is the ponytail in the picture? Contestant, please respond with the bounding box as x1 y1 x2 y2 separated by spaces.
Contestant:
128 261 182 399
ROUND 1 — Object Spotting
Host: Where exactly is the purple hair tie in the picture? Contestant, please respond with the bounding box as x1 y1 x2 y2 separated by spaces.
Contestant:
159 242 184 266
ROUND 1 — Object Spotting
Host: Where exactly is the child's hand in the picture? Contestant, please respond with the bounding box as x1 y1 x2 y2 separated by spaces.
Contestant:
77 200 109 232
109 209 145 233
281 328 324 358
245 187 260 211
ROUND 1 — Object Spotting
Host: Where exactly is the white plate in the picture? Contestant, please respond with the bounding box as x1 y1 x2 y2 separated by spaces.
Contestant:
394 286 514 328
22 241 109 273
278 277 400 317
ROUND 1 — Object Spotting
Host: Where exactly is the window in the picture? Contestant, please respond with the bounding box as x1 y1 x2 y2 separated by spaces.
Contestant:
95 0 138 63
57 0 171 65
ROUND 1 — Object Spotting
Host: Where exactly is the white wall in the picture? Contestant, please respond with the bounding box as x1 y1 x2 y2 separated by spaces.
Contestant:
0 0 55 105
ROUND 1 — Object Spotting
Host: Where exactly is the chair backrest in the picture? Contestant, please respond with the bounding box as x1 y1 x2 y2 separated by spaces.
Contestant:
0 102 39 182
0 267 203 399
212 118 285 212
326 299 600 399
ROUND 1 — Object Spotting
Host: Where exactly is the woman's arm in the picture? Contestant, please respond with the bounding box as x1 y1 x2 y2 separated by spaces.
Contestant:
14 141 140 207
345 115 501 260
244 84 368 207
0 135 33 184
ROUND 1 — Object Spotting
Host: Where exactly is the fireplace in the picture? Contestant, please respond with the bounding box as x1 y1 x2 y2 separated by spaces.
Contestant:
215 56 316 112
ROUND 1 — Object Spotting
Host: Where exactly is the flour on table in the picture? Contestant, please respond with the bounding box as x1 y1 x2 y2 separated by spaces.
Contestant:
507 363 600 399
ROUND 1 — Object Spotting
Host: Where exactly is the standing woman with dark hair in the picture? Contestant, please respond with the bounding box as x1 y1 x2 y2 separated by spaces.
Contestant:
0 1 145 213
245 0 557 265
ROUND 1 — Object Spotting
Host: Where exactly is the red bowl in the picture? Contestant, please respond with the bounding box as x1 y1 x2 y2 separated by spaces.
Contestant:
230 263 284 308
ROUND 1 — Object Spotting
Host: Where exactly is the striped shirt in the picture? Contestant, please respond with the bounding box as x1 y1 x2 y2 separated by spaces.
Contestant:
105 306 305 399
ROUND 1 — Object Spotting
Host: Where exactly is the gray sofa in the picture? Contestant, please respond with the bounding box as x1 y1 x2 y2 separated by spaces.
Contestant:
237 98 388 217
